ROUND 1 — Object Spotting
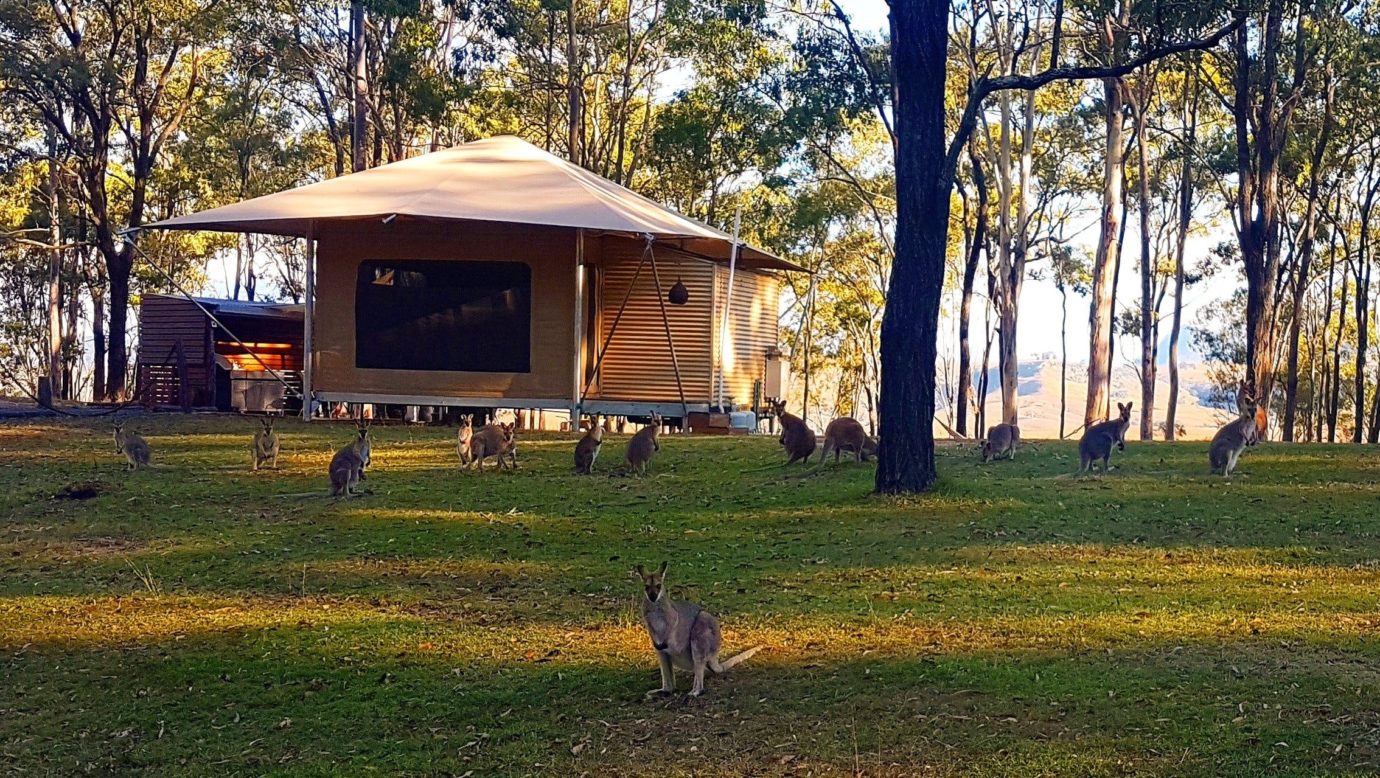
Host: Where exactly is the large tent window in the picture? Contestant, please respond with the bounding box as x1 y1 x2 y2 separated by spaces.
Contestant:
355 260 532 373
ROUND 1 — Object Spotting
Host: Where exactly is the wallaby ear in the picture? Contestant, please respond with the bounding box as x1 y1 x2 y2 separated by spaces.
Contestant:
1125 402 1133 413
634 564 647 579
657 560 668 577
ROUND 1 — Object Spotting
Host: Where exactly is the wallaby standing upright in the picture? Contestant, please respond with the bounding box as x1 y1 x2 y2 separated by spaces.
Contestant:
1209 396 1259 477
1078 402 1133 474
574 415 604 474
772 400 817 465
626 413 661 475
634 562 763 698
112 422 151 471
455 414 474 466
818 417 877 464
328 422 371 497
470 422 517 471
982 423 1020 462
251 417 281 471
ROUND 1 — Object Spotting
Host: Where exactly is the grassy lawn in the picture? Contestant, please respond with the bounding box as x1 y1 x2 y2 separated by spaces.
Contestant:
3 414 1380 776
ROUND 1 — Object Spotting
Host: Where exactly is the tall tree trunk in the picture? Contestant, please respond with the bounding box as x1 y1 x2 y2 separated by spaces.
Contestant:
1166 66 1198 442
1059 284 1068 438
46 122 63 398
1283 73 1334 441
1329 261 1348 442
876 0 949 493
1086 74 1126 427
1130 79 1155 440
567 0 583 165
92 285 106 401
350 0 368 173
1356 172 1378 442
957 144 987 437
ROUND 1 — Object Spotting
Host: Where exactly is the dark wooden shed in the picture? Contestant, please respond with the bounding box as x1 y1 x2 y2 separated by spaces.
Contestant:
136 294 304 411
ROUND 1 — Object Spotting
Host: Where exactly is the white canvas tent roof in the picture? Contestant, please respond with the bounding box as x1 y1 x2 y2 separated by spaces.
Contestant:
147 135 802 272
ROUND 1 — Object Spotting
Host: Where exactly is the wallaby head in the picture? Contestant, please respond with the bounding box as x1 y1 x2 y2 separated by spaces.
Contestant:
635 561 669 603
458 414 473 435
770 399 787 417
1116 402 1133 424
585 415 604 441
261 417 275 433
112 422 125 453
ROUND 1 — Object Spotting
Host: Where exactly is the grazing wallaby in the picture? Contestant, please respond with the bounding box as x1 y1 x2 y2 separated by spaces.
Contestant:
1209 397 1260 477
251 417 281 471
574 416 604 474
818 417 877 464
455 414 474 466
328 422 371 497
982 422 1020 462
626 413 661 475
634 562 763 698
1078 402 1133 474
470 422 517 471
772 399 817 465
112 422 151 471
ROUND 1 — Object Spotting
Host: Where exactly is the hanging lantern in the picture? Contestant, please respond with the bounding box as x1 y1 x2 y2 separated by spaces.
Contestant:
668 278 689 305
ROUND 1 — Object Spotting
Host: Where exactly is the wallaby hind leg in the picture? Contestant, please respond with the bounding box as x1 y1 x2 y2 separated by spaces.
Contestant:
689 647 710 697
646 652 675 699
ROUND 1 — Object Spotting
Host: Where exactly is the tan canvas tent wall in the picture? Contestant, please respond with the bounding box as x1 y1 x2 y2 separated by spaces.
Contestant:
145 135 804 419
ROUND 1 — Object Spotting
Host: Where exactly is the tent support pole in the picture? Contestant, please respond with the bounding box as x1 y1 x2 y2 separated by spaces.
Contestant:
647 240 690 424
578 237 651 407
715 206 742 411
302 223 315 422
571 228 584 427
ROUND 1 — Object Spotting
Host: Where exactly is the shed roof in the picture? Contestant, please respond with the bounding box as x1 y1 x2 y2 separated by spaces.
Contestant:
146 136 803 272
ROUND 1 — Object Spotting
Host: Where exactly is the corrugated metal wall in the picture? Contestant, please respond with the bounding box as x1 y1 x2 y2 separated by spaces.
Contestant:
590 238 715 403
712 267 780 409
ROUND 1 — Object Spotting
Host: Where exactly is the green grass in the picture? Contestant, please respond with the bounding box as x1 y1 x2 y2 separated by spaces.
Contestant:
3 415 1380 776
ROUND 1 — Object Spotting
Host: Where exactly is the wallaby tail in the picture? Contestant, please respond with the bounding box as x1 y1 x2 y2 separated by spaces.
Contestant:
739 461 793 474
715 645 764 672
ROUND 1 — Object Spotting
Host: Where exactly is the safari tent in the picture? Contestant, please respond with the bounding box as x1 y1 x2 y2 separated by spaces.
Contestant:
146 136 803 421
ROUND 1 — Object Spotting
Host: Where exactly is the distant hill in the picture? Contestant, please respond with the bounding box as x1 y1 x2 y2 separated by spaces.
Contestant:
950 359 1233 440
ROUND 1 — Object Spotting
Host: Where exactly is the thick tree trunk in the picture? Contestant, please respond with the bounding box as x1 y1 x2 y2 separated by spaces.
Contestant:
106 251 131 400
1165 66 1198 442
877 0 949 493
1329 266 1347 441
92 286 106 401
1086 75 1125 427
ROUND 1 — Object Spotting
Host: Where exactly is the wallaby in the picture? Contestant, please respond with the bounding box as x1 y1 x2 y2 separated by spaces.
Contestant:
455 414 474 466
112 422 151 471
626 413 661 475
574 415 604 474
982 422 1019 462
634 562 763 698
1078 402 1133 474
1209 397 1260 477
470 422 517 471
251 417 281 471
772 399 817 465
818 417 877 464
328 422 371 497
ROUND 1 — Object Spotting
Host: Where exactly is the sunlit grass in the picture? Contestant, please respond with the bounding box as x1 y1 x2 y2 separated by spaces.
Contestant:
3 414 1380 775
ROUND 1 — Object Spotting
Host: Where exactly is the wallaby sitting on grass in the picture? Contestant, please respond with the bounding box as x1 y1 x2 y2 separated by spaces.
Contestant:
1209 397 1259 477
634 561 763 698
772 399 817 465
112 422 151 471
626 413 661 475
328 422 371 497
574 415 604 474
251 417 280 471
1078 402 1133 474
982 422 1019 462
455 414 474 466
818 417 877 464
470 422 517 471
